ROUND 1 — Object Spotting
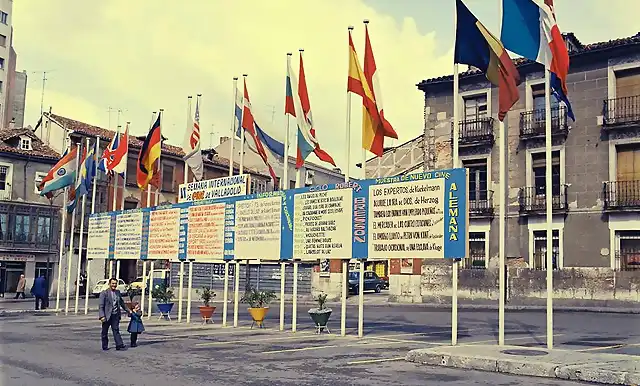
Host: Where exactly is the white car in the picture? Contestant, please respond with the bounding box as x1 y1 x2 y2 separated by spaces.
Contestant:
92 279 128 297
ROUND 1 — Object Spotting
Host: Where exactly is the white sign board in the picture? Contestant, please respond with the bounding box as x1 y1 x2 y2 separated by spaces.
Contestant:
178 174 249 203
147 208 181 260
87 214 111 260
293 189 353 259
186 203 226 260
234 196 281 260
114 211 143 260
367 178 446 258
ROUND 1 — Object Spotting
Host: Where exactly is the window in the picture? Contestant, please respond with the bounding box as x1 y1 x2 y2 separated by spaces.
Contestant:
0 164 11 196
463 159 488 201
250 179 267 194
34 172 47 194
0 58 5 70
533 230 559 270
126 158 137 185
532 84 559 120
615 67 640 100
20 138 32 151
616 144 640 182
0 34 5 47
0 213 6 240
36 217 51 244
463 94 487 120
531 151 561 195
274 177 280 191
14 215 30 242
0 12 7 24
123 200 138 210
161 164 174 192
462 232 486 269
616 230 640 271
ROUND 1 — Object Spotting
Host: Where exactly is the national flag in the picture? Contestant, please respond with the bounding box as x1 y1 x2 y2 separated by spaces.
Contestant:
234 88 243 139
137 112 162 190
291 53 336 168
241 79 279 181
38 146 78 197
362 24 397 156
455 0 521 121
67 146 95 212
99 124 129 175
500 0 574 120
285 64 296 117
183 97 204 181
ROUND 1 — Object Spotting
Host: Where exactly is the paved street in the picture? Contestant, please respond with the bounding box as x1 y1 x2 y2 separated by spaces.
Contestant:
1 304 638 385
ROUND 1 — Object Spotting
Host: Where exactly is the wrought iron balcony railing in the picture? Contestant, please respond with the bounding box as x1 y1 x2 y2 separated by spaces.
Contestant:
603 95 640 128
520 106 568 139
451 116 495 146
615 251 640 271
469 190 494 218
518 185 568 213
603 180 640 210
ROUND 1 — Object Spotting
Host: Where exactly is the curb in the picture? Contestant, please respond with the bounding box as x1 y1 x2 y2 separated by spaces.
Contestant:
405 349 640 385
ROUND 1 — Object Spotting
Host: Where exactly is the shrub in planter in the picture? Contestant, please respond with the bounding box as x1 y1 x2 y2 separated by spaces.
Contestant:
196 286 216 321
151 282 175 316
240 287 276 328
308 293 332 332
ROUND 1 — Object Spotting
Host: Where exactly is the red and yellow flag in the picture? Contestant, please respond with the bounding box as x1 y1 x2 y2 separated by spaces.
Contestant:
347 26 398 157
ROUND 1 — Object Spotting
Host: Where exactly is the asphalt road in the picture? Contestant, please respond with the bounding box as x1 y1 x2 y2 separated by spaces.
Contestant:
1 305 638 385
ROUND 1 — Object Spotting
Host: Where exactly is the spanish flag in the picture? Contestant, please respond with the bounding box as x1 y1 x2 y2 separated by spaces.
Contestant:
455 0 520 121
137 112 162 190
347 27 398 157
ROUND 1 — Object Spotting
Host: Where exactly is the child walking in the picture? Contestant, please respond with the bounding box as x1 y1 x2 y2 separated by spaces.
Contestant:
127 304 145 347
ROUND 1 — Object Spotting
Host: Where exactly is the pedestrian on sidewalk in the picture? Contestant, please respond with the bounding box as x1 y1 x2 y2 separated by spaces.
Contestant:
30 274 46 310
127 303 145 347
15 274 25 299
98 278 130 351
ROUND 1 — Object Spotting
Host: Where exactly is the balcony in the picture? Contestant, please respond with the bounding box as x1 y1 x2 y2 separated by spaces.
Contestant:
469 190 494 218
519 106 569 140
603 180 640 210
451 117 495 147
603 95 640 129
0 201 59 252
518 185 568 214
615 250 640 271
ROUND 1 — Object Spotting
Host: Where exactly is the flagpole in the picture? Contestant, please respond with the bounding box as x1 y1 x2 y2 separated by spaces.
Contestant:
179 97 192 324
451 62 460 346
284 54 292 190
120 123 129 210
65 140 82 314
85 136 100 314
240 74 247 175
498 120 507 345
294 50 302 189
545 66 554 350
230 77 238 177
55 136 70 311
146 112 157 208
74 138 90 313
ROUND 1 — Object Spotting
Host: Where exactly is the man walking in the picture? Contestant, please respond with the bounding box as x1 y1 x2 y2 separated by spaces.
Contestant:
31 274 46 310
98 278 130 351
15 274 25 299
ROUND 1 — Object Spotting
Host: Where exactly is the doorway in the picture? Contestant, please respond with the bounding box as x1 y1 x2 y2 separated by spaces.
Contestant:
2 262 26 293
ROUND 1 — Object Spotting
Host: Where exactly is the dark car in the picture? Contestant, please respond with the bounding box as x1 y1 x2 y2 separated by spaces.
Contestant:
348 271 386 294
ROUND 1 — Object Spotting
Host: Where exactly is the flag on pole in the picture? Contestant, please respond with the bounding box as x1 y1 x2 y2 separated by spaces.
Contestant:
294 52 336 169
362 23 397 157
500 0 574 120
67 146 96 212
241 79 280 181
455 0 521 121
346 27 397 156
234 88 244 139
183 96 204 181
38 146 78 197
137 112 162 190
99 124 129 175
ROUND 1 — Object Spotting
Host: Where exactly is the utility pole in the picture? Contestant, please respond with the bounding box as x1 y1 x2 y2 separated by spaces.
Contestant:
40 71 47 118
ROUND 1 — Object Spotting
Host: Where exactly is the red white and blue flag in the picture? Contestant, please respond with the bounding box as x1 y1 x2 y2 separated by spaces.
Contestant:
98 124 129 175
500 0 574 120
183 96 204 181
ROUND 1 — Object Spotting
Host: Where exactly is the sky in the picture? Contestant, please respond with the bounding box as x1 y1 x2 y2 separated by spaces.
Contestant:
11 0 638 177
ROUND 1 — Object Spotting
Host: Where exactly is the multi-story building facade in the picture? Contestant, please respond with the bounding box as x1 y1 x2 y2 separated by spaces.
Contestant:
0 127 62 295
38 113 271 289
10 69 25 128
0 0 16 129
416 32 640 272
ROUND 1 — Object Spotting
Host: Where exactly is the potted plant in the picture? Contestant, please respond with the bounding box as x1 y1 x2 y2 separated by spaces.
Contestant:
240 287 276 328
308 293 332 333
151 282 174 318
125 287 141 311
196 286 216 322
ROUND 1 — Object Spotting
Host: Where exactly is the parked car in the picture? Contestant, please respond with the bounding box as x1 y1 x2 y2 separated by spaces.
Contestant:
348 271 386 294
91 278 127 297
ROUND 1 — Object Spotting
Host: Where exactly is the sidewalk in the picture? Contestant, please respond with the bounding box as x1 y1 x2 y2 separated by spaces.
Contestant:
406 344 640 385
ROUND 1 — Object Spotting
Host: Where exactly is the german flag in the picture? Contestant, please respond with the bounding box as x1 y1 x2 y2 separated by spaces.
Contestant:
137 112 162 190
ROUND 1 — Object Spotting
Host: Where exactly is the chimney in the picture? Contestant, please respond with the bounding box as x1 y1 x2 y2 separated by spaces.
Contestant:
219 136 230 145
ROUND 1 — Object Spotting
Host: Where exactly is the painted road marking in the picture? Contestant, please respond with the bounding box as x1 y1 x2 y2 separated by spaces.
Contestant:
194 332 327 347
367 336 445 345
346 357 406 365
260 339 412 354
577 342 640 352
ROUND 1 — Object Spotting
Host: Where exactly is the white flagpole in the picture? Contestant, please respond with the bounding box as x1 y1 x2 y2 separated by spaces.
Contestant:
240 74 247 175
181 97 192 324
451 62 460 346
65 140 83 314
341 26 354 338
230 77 238 177
74 137 90 313
120 123 129 210
187 96 196 321
498 121 507 344
284 53 292 190
84 136 100 314
111 125 120 212
156 109 164 207
147 261 154 319
545 67 554 349
55 135 70 311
